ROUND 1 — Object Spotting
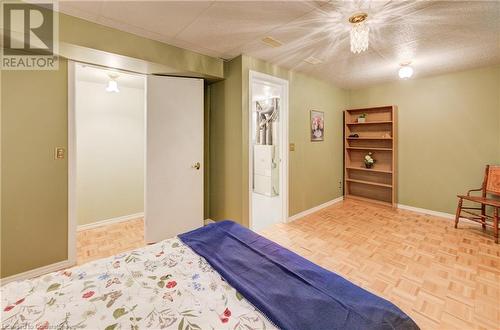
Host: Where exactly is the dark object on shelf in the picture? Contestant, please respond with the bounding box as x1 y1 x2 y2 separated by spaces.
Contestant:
348 133 359 138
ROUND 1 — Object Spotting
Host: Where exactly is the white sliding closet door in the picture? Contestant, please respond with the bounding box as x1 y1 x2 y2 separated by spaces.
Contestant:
145 75 203 243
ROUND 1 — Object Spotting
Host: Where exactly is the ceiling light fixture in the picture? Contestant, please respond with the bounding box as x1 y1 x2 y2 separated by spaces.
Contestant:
106 73 120 93
349 13 369 54
398 63 414 79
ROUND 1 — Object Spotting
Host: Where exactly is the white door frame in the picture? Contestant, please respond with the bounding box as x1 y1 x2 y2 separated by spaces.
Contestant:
68 61 147 265
68 60 77 267
248 70 289 230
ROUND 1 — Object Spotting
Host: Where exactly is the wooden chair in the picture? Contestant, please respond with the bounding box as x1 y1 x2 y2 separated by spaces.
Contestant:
455 165 500 243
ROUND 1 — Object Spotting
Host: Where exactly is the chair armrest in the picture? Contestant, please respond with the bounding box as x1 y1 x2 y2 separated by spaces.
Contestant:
467 188 483 196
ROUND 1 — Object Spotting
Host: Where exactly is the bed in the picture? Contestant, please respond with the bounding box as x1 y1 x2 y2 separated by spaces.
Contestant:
1 221 418 330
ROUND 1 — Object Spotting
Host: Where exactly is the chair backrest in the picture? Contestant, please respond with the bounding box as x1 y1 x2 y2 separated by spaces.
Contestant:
486 165 500 196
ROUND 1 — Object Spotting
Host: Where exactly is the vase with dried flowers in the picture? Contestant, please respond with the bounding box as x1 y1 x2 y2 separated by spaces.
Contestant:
364 152 375 168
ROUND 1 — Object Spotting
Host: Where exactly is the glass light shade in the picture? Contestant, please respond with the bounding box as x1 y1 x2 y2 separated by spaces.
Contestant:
106 80 120 93
398 65 414 79
350 22 369 54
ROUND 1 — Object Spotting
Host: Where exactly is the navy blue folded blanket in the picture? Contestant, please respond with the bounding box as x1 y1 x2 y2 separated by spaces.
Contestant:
178 220 419 330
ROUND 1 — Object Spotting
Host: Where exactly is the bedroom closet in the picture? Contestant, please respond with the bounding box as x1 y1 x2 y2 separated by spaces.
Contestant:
74 64 146 233
70 62 204 263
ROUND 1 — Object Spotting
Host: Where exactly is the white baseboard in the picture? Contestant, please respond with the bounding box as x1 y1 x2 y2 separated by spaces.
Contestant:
397 203 484 226
77 212 144 231
204 218 215 225
1 259 74 286
286 198 457 223
288 196 344 222
397 204 455 219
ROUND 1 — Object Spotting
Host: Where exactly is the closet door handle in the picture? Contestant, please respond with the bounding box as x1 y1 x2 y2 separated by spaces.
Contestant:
192 162 201 170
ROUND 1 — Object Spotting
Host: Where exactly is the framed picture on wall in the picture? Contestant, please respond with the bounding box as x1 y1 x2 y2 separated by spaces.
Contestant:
310 110 324 141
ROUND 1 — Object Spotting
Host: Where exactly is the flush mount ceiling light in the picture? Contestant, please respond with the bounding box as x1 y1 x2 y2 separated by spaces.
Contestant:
349 13 369 54
398 62 414 79
106 73 120 93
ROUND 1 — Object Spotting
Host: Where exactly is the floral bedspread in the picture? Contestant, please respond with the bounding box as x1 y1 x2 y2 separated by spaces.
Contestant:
1 238 276 329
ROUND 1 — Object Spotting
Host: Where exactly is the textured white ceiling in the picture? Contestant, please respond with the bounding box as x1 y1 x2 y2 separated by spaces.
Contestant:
59 0 500 88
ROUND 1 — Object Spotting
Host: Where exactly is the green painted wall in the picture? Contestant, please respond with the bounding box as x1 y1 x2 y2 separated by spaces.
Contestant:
1 60 69 277
1 13 223 278
209 60 499 225
242 56 350 224
349 65 500 214
498 74 500 162
0 69 2 277
209 55 350 226
209 57 244 223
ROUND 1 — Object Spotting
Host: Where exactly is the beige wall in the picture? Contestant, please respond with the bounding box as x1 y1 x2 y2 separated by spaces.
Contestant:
76 81 144 226
350 65 500 214
1 60 69 277
209 55 350 226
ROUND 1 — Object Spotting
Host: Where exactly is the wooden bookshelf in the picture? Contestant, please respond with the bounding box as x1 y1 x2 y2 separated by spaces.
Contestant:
344 105 397 207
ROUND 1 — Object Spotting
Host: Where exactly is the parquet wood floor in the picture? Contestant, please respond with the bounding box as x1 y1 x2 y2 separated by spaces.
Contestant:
76 217 145 265
261 200 500 330
76 201 500 329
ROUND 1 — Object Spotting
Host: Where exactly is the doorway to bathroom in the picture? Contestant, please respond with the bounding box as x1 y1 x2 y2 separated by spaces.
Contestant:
248 71 289 231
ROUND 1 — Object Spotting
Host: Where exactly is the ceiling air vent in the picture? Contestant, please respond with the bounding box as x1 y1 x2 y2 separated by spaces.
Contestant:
304 56 323 65
261 36 283 48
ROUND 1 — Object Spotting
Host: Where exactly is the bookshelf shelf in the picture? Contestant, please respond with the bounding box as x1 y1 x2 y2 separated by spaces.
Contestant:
344 106 397 206
347 137 393 140
346 178 392 188
346 120 393 125
346 147 392 151
345 194 393 207
346 166 393 174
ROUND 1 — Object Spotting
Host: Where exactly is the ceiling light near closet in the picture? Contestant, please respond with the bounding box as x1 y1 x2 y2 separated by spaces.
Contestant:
106 73 120 93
